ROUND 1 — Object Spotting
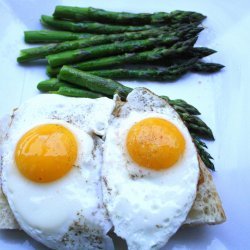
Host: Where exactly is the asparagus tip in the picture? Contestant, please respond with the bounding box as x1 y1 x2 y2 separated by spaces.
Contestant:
218 64 225 69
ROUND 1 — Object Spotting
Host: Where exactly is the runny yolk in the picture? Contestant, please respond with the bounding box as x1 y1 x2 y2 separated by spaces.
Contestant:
15 124 77 183
126 118 185 170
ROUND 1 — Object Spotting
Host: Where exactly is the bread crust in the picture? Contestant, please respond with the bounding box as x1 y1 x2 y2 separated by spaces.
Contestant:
184 157 226 225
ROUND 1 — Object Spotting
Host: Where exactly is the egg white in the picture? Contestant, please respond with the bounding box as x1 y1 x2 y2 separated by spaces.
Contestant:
1 94 115 250
4 94 115 137
1 90 199 250
102 88 200 250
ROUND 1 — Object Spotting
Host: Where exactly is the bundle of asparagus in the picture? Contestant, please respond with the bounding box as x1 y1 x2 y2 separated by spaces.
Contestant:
18 6 224 80
17 6 224 170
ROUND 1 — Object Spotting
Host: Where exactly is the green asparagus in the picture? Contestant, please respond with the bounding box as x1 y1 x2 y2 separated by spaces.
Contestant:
162 96 200 115
184 47 216 58
86 59 198 81
154 47 216 66
47 60 224 80
24 30 93 43
179 113 214 140
59 66 132 99
192 135 214 170
25 23 202 44
18 27 170 62
37 78 104 98
47 35 179 67
87 67 188 81
18 25 202 63
52 86 103 98
41 15 156 34
37 78 71 91
192 62 225 73
53 6 206 25
46 47 219 78
82 61 224 81
47 37 198 76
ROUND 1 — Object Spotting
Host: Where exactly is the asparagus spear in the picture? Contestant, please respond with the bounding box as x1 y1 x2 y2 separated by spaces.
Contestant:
163 97 200 115
37 77 105 99
53 86 103 98
192 135 214 170
18 25 202 63
47 37 198 76
59 65 132 99
179 113 214 140
192 62 225 72
184 47 216 58
83 61 224 81
153 47 216 66
24 30 94 43
36 78 71 91
53 6 206 25
38 77 102 98
86 59 198 81
46 47 218 78
41 15 155 34
47 60 223 80
87 67 187 81
17 25 202 62
37 78 105 98
24 22 202 44
18 27 170 62
47 35 179 67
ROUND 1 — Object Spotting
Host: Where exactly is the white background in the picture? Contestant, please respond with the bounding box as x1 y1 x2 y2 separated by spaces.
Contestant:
0 0 250 249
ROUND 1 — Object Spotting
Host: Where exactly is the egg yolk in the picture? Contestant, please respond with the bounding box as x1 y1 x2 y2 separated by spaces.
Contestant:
126 118 185 170
15 124 77 183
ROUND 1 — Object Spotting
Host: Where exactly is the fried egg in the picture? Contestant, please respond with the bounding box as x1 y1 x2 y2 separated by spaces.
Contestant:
1 94 115 250
102 88 199 250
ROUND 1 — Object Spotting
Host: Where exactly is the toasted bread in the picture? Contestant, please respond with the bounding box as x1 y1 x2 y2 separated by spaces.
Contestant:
0 189 19 229
0 97 226 230
183 157 226 225
0 114 19 229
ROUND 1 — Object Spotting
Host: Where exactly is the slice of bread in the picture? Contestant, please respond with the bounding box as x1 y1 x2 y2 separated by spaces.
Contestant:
0 114 19 229
0 189 19 229
0 101 226 230
183 157 226 225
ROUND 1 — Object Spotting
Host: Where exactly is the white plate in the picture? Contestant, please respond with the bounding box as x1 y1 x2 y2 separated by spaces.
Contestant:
0 0 250 249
